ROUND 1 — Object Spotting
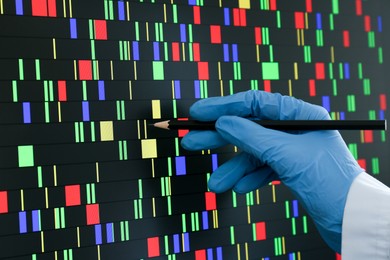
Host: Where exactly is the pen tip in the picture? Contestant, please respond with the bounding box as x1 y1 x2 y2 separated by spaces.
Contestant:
153 120 170 130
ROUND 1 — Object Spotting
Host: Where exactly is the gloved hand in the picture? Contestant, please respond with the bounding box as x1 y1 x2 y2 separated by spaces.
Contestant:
181 90 363 254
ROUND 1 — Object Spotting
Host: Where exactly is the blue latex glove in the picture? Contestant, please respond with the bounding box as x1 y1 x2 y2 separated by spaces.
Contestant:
181 90 363 253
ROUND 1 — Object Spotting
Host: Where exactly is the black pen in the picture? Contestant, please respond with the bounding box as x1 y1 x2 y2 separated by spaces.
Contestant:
152 119 387 131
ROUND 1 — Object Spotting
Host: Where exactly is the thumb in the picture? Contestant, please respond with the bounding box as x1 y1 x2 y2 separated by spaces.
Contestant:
215 116 290 167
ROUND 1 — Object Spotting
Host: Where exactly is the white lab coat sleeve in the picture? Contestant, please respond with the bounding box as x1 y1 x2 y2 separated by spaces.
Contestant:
342 172 390 259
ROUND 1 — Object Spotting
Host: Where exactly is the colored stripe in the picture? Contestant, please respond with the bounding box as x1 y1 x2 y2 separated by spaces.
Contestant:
65 185 81 206
193 6 201 24
378 16 382 32
356 0 362 15
306 0 312 12
147 237 160 257
32 210 40 232
32 0 47 16
205 192 217 211
15 0 23 15
224 8 230 26
172 42 180 61
0 191 8 213
264 80 271 92
82 101 90 121
202 211 209 230
293 200 299 217
223 44 229 62
95 224 102 245
47 0 56 17
309 79 316 96
364 130 373 143
295 12 304 29
212 154 218 171
239 9 247 26
315 62 325 79
70 19 77 39
316 13 322 29
180 24 187 42
78 60 92 80
194 80 200 98
19 211 27 233
94 20 107 40
118 1 125 20
364 15 371 32
210 25 221 44
195 250 206 260
183 233 190 252
193 43 200 61
270 0 277 10
106 223 114 243
153 42 160 61
23 102 31 124
379 94 386 110
379 110 385 120
340 112 345 120
344 63 350 79
322 96 330 111
174 80 181 99
132 41 139 60
173 234 180 253
256 222 266 240
86 204 100 225
232 44 238 62
207 248 213 260
198 62 209 80
343 30 350 47
98 81 105 100
216 247 223 260
175 156 186 175
58 81 67 101
255 27 262 44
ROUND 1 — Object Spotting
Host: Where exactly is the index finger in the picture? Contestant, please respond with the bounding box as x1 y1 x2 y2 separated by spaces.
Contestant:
190 90 330 121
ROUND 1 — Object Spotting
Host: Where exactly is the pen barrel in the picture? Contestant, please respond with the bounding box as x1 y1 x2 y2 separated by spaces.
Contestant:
258 120 386 130
168 120 387 131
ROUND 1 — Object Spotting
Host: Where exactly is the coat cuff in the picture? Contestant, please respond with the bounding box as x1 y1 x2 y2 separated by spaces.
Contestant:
342 172 390 259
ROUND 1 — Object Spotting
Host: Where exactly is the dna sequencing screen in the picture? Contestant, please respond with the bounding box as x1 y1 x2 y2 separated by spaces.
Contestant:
0 0 389 259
